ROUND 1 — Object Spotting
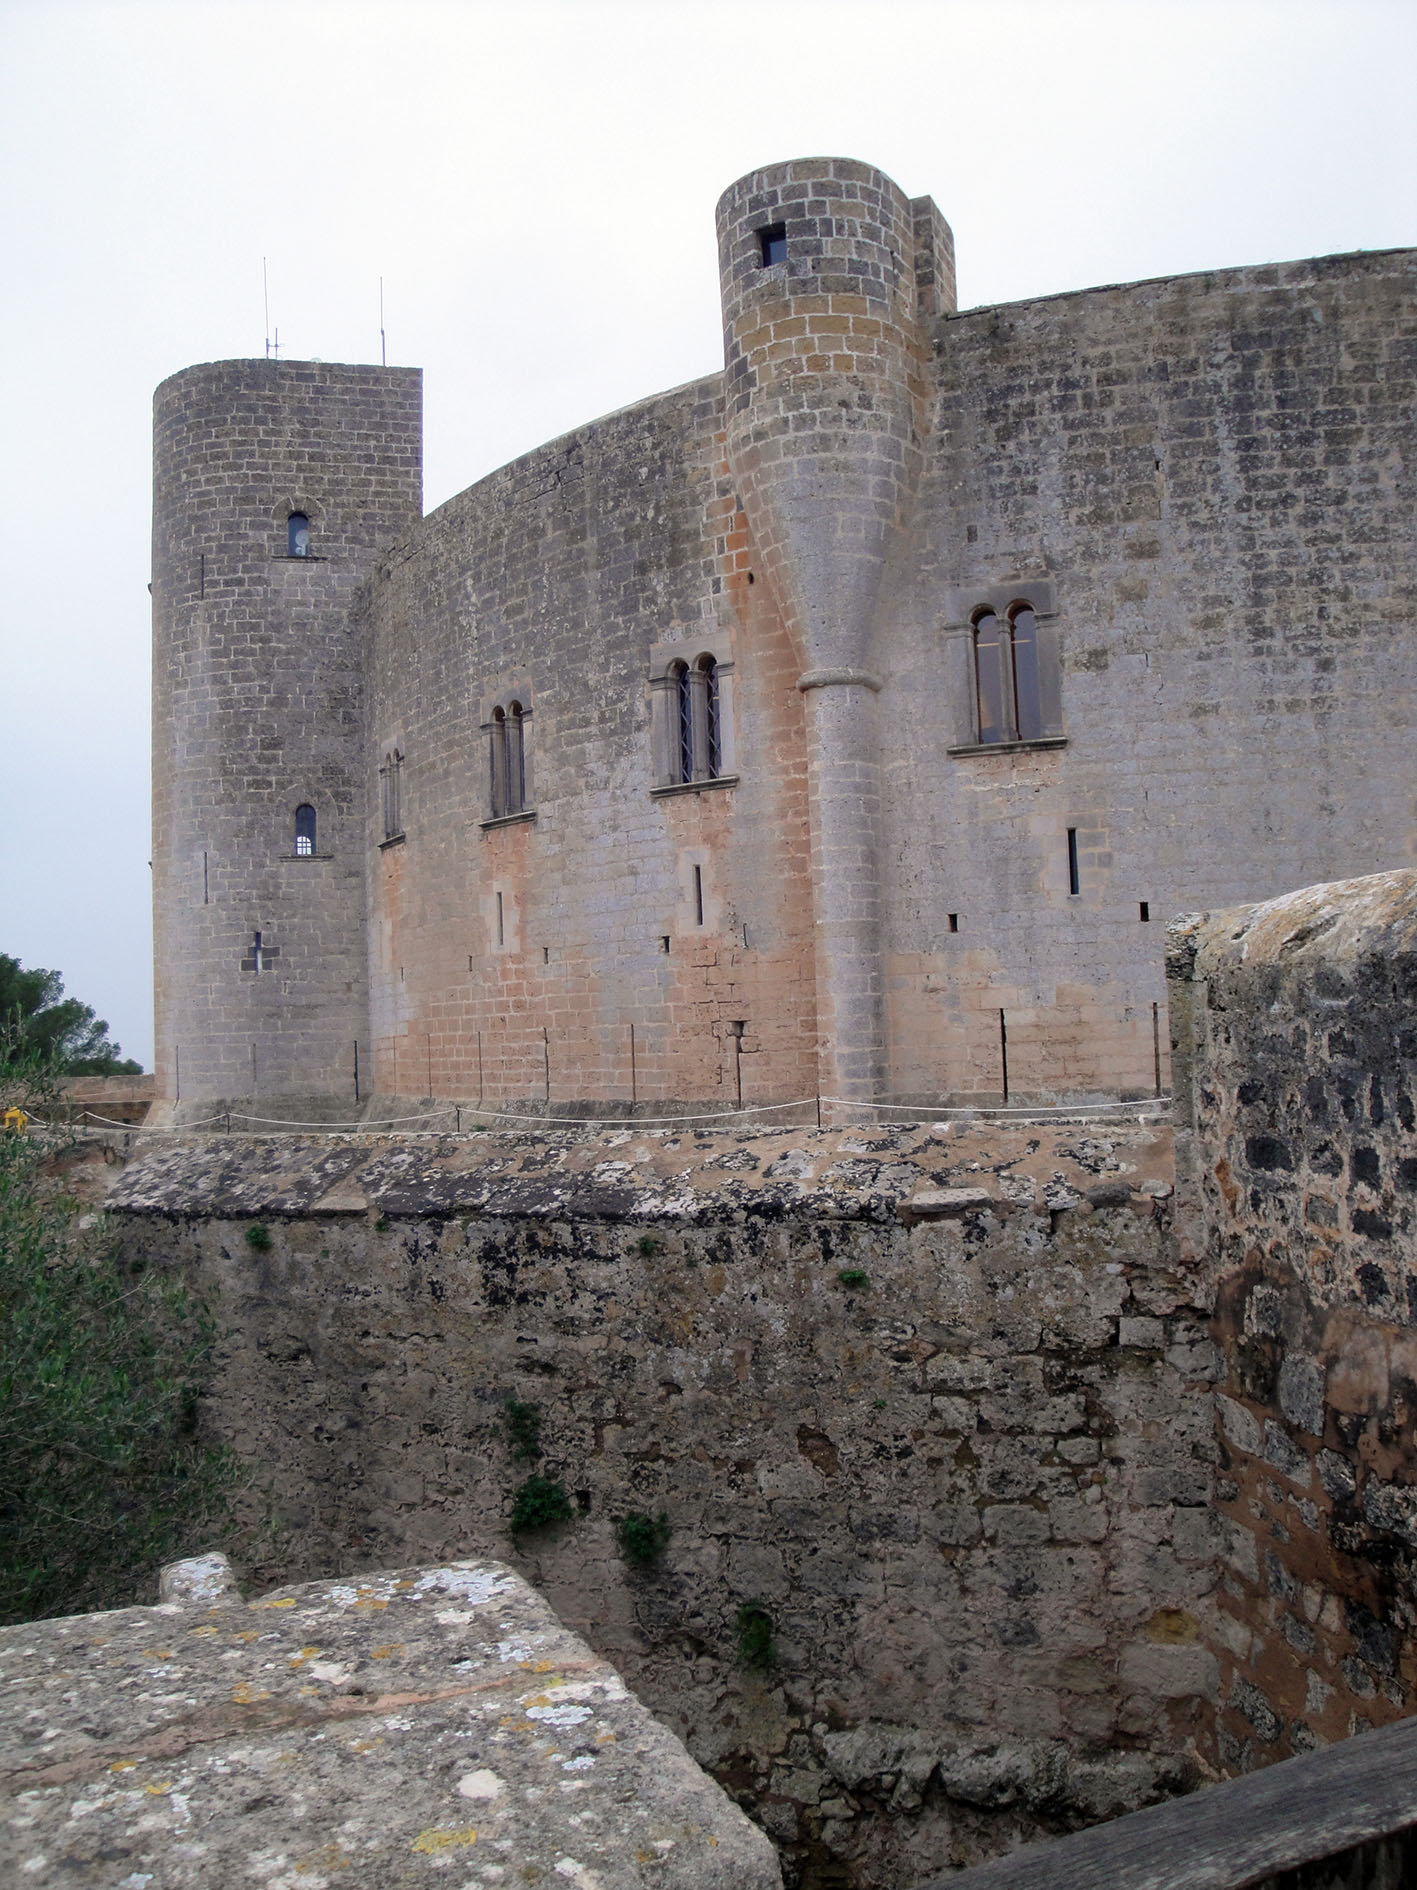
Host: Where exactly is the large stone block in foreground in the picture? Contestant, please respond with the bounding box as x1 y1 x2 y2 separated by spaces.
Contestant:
0 1554 781 1887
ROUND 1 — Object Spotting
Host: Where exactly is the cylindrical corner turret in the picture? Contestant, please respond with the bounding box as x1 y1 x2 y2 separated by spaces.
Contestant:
151 358 422 1111
716 158 949 1099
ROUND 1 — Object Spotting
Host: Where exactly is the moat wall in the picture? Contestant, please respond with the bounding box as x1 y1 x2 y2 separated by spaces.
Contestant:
103 870 1417 1887
110 1117 1211 1888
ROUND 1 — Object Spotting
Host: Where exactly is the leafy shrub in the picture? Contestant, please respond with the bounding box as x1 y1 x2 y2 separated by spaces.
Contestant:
836 1267 870 1288
0 1086 239 1621
244 1222 272 1252
615 1509 671 1568
735 1601 776 1673
503 1397 542 1462
509 1473 572 1534
635 1234 660 1258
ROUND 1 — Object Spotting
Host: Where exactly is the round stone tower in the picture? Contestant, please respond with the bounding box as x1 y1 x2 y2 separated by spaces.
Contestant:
151 359 422 1114
716 158 950 1100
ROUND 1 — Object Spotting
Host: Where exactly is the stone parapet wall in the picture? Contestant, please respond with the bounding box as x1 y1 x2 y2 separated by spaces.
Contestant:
1168 871 1417 1776
108 1114 1218 1887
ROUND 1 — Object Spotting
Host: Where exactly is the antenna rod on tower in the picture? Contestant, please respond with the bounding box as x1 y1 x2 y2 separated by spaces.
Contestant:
380 276 386 367
263 258 271 359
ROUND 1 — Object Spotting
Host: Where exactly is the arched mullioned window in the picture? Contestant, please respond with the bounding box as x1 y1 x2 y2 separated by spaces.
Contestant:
650 642 735 791
973 601 1045 745
293 803 316 856
485 694 533 822
288 512 311 558
380 749 403 840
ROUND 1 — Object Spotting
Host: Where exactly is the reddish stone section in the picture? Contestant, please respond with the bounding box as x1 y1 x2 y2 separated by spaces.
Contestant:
1168 871 1417 1774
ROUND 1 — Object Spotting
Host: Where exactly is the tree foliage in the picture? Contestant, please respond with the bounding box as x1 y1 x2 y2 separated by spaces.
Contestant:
0 1074 237 1621
0 954 141 1075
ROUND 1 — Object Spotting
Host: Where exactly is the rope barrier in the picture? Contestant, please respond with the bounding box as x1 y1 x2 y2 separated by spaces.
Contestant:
21 1091 1170 1141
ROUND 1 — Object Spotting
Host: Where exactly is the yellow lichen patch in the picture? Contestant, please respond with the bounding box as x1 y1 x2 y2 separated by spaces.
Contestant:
410 1825 477 1854
109 1760 138 1774
188 1624 220 1638
353 1597 388 1610
594 1733 617 1746
253 1596 298 1609
298 1685 319 1697
393 1580 416 1590
369 1644 405 1660
145 1649 175 1660
288 1646 322 1665
526 1660 558 1674
295 1843 353 1873
233 1683 271 1704
232 1630 260 1642
349 1737 384 1754
144 1780 173 1796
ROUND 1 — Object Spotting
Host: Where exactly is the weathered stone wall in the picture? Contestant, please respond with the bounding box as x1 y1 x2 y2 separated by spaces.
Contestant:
151 358 423 1109
1168 871 1417 1778
110 1115 1219 1888
364 374 820 1114
884 247 1417 1103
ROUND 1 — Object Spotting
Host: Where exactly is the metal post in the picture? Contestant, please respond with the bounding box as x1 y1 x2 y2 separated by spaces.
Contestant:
354 1038 360 1102
543 1026 550 1103
478 1030 484 1103
174 1043 180 1103
629 1022 637 1105
1152 1001 1163 1097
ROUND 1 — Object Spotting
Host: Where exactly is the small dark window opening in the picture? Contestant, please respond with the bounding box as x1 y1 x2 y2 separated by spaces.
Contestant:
288 513 310 558
542 945 549 964
759 223 787 268
293 803 316 856
660 935 671 953
1139 901 1150 923
1067 829 1080 897
948 913 959 933
496 891 504 948
693 864 704 928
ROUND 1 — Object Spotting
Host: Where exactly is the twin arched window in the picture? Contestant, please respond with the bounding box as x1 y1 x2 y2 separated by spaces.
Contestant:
973 602 1044 745
490 702 527 818
671 655 721 784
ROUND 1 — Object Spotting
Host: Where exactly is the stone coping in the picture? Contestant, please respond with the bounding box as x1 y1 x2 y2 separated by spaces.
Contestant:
103 1120 1174 1226
0 1554 781 1888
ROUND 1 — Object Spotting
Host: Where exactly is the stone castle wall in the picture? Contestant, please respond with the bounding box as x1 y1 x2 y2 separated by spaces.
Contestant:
882 247 1417 1103
148 164 1416 1114
1168 871 1417 1775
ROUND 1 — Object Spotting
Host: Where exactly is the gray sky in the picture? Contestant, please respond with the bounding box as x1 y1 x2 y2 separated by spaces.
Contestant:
1 0 1412 1071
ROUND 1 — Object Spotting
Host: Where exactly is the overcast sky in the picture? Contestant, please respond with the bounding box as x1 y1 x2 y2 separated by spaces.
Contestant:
1 0 1412 1071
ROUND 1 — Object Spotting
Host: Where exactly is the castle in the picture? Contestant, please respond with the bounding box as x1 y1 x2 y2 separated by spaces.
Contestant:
150 158 1416 1117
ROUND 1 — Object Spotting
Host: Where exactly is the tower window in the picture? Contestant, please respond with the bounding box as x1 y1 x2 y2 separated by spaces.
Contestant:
288 512 311 558
668 657 722 785
293 803 316 856
759 223 787 268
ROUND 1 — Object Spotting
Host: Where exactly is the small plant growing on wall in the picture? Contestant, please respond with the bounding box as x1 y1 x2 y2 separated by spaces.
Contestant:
836 1267 869 1288
615 1509 671 1568
635 1234 660 1258
503 1397 543 1462
510 1474 573 1535
735 1601 776 1673
244 1222 271 1252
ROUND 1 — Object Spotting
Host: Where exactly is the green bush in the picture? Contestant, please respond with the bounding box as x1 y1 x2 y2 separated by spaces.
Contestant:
735 1601 776 1673
615 1509 671 1568
836 1267 870 1288
509 1473 573 1534
0 1087 239 1622
503 1397 542 1462
635 1234 660 1258
244 1222 272 1252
